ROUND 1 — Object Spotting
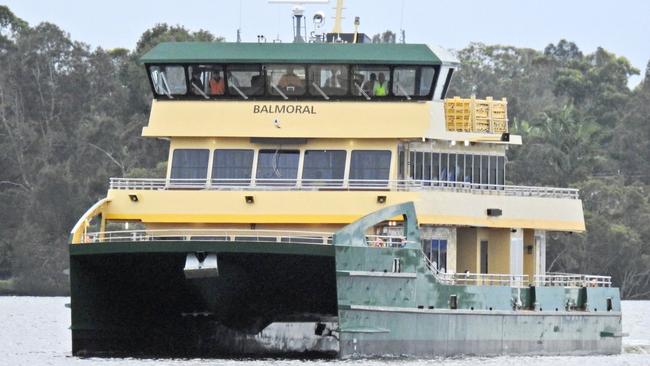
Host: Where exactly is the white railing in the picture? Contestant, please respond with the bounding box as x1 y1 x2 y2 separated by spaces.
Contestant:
365 234 415 248
422 252 529 287
109 178 579 199
83 229 333 245
533 272 612 288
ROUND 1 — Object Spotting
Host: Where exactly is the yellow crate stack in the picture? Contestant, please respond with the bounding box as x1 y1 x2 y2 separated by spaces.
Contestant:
444 96 508 134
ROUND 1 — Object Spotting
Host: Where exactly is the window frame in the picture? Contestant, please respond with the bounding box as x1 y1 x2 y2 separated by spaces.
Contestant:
146 63 440 101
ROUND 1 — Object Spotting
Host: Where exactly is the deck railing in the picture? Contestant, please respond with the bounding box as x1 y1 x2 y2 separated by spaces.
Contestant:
83 229 333 245
533 272 612 288
109 178 579 199
422 251 530 287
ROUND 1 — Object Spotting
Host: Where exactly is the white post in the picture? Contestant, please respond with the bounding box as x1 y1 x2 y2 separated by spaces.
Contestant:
534 230 546 275
510 228 524 276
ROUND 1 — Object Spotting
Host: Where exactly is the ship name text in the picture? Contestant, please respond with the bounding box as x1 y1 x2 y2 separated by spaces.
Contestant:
253 104 317 114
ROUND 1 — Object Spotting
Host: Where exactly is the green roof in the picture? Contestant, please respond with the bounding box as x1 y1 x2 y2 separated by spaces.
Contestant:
139 42 441 65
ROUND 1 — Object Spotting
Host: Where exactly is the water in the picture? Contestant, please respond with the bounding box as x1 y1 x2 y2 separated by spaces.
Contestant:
1 297 649 366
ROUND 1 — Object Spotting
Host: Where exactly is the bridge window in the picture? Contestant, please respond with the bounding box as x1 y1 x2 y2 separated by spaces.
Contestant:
302 150 346 186
149 65 187 96
256 149 300 185
170 149 209 179
212 149 254 185
308 65 349 97
350 150 391 184
189 65 225 97
227 65 264 98
352 66 391 98
267 64 306 97
393 67 435 97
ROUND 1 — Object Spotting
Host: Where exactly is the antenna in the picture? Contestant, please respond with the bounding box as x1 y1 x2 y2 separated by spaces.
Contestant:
399 0 406 43
331 0 344 34
237 0 243 42
268 0 329 43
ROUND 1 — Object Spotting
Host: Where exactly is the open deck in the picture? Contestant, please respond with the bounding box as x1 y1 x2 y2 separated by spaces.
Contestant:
109 178 579 200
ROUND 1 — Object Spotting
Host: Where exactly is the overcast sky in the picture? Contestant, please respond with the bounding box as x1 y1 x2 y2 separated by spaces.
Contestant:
3 0 649 85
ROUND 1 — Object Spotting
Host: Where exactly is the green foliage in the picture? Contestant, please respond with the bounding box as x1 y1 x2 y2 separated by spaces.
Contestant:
0 9 223 294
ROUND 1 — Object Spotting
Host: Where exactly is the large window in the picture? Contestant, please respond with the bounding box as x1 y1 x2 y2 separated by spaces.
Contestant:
170 149 209 179
352 66 391 98
350 150 391 185
393 66 435 98
267 64 306 97
189 65 224 97
424 239 447 272
227 65 264 98
406 151 506 186
256 150 300 185
149 65 187 96
302 150 346 186
308 64 349 97
212 149 254 185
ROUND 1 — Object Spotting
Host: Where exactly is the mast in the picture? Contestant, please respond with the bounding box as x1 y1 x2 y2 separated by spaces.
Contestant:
331 0 344 34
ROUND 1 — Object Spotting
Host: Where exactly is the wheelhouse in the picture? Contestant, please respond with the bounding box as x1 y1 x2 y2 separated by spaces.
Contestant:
141 42 456 101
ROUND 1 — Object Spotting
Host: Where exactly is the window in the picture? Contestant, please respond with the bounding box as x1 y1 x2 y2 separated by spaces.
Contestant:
393 67 436 97
308 65 349 97
497 156 505 185
440 153 449 181
212 149 254 185
149 65 187 96
256 150 300 185
352 65 390 98
267 64 306 97
170 149 209 180
350 150 391 185
424 239 447 272
302 150 346 186
432 153 440 181
448 153 457 182
481 155 489 185
227 65 264 98
189 65 225 97
489 156 497 185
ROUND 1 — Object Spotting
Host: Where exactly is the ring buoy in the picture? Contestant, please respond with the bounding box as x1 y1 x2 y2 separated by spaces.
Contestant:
373 238 385 248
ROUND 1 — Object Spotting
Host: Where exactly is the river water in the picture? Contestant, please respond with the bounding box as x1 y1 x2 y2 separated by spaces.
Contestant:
1 297 649 366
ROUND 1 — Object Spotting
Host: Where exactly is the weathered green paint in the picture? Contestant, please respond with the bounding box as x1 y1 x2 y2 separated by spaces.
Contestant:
332 202 623 357
140 42 442 65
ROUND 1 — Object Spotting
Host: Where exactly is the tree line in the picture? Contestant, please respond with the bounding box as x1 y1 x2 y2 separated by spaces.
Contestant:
1 9 649 298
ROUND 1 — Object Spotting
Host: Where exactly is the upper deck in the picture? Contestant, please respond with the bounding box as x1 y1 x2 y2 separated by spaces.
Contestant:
139 42 517 141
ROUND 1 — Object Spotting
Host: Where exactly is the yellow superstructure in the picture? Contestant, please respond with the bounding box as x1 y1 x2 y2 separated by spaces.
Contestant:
71 42 585 280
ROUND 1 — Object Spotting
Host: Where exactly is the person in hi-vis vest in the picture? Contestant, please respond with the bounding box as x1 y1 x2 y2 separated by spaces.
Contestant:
373 72 388 96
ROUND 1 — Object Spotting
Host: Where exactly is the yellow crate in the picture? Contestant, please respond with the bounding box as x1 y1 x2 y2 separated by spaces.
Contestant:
444 96 508 134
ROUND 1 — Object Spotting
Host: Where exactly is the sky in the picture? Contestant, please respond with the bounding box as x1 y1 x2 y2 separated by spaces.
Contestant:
3 0 649 86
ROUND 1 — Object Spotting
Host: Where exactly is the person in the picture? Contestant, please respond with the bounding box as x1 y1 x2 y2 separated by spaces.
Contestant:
190 70 204 94
362 73 376 95
278 66 303 90
373 72 389 96
209 72 225 95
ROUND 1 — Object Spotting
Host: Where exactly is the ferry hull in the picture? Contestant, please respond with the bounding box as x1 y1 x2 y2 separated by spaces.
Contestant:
69 242 339 357
69 239 621 358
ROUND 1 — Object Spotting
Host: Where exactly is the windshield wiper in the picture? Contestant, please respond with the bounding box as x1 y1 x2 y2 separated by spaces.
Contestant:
230 84 249 100
159 74 174 99
311 82 330 100
354 83 371 100
272 84 289 100
191 83 210 99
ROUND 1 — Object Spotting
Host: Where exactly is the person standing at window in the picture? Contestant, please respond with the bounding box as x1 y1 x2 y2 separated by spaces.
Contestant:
209 72 225 95
373 72 388 96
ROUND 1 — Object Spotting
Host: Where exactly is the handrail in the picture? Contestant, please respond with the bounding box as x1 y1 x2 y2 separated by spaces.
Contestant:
108 177 580 199
365 234 415 248
533 272 612 288
422 250 529 288
82 228 333 245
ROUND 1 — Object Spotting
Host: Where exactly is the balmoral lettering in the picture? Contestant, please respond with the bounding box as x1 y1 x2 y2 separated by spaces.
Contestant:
253 105 316 114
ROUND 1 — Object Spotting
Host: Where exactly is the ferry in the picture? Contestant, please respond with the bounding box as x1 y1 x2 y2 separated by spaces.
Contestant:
68 5 622 358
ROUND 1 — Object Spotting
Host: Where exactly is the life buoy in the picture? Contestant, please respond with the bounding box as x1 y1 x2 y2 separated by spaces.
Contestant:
373 238 385 248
